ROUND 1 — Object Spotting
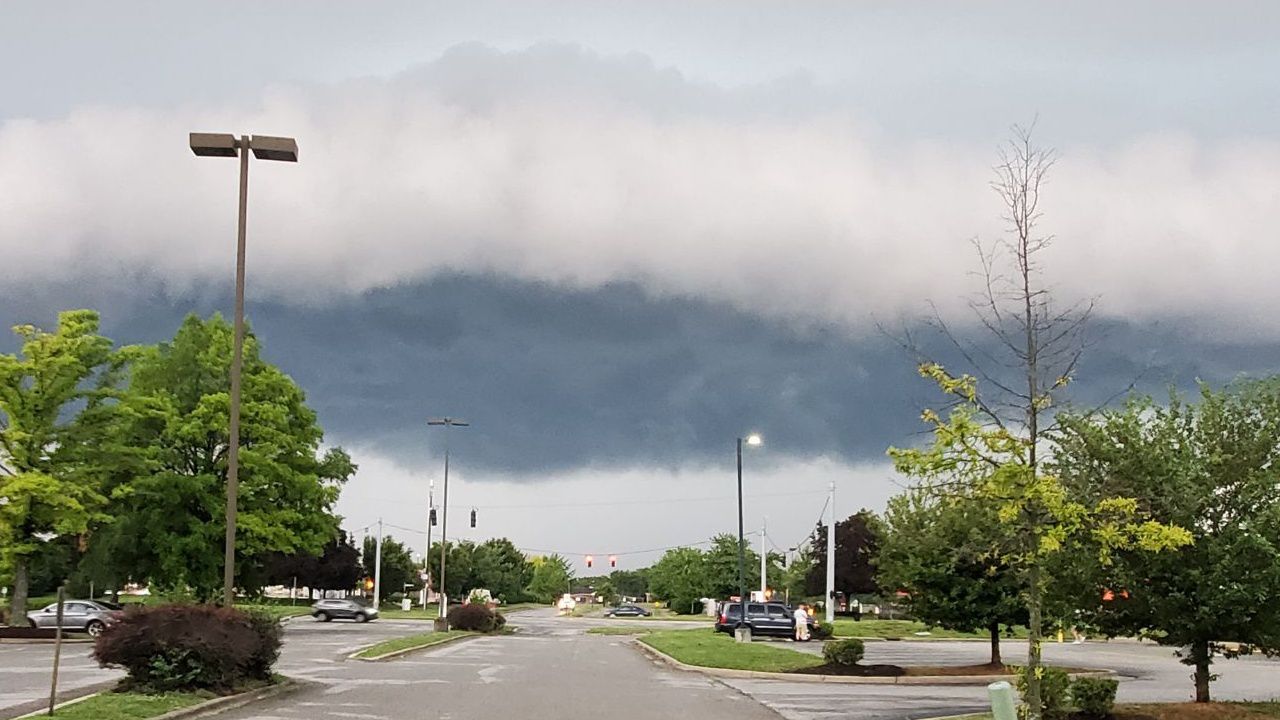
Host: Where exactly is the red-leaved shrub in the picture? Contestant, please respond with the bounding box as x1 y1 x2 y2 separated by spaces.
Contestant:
447 603 505 632
93 604 281 692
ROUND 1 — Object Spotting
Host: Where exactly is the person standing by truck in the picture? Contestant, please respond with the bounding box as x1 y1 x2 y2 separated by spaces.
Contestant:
793 604 811 641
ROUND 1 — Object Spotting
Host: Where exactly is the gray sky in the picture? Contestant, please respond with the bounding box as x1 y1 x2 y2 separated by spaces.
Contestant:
3 1 1278 570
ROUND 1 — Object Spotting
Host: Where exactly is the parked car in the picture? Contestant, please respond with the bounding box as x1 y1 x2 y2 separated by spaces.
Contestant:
604 604 652 617
27 599 124 636
311 598 378 623
714 601 817 638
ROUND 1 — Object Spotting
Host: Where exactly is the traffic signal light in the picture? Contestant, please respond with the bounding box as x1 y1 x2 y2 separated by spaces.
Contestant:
609 555 617 568
429 508 437 526
585 555 594 568
364 578 374 591
470 509 477 528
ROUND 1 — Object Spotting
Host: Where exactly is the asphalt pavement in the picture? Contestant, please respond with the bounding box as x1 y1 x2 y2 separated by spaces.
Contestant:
214 610 779 720
6 610 1280 720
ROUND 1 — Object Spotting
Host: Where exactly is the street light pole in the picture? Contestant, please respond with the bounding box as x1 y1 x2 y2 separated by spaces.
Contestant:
736 438 746 612
735 433 761 639
428 417 469 621
189 132 298 608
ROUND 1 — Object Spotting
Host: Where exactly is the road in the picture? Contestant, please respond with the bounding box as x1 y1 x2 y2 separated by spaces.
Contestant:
728 635 1280 719
5 610 1280 720
215 610 776 720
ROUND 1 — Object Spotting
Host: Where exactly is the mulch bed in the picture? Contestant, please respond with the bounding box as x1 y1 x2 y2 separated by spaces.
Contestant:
0 627 65 639
792 662 1096 678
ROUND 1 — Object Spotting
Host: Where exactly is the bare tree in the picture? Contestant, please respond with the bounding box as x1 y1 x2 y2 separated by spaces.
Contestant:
897 122 1094 718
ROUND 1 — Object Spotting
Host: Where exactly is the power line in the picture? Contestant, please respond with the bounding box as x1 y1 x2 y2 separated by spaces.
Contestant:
516 530 764 560
356 489 825 512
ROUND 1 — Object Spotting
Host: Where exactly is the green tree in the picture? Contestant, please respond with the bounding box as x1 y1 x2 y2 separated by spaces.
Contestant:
879 487 1027 664
609 568 649 599
782 546 815 602
96 314 353 599
0 310 117 618
527 554 572 603
891 371 1192 717
264 532 363 599
703 533 762 600
362 535 419 602
427 540 477 602
1054 382 1280 702
648 546 709 614
471 538 533 603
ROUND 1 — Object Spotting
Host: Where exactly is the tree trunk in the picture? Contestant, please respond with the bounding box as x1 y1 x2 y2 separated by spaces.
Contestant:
1025 565 1044 720
989 622 1003 666
10 557 30 622
1191 639 1212 703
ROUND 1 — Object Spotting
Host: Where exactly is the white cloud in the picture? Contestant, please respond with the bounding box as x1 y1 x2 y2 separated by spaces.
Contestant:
3 44 1278 336
337 447 898 575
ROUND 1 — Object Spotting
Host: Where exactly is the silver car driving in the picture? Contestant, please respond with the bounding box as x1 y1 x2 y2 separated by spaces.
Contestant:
27 599 123 636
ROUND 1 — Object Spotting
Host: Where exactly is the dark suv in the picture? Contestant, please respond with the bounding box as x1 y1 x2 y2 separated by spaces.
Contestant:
714 601 816 638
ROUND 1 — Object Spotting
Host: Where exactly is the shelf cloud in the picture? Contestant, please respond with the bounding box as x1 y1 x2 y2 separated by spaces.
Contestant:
3 44 1278 338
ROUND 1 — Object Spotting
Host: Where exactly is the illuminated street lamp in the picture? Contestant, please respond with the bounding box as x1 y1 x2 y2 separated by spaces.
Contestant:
428 417 470 622
736 433 762 637
189 133 298 608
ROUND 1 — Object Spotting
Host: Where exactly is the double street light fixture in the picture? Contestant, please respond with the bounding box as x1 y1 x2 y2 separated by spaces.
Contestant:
189 132 298 608
736 433 762 638
428 417 470 623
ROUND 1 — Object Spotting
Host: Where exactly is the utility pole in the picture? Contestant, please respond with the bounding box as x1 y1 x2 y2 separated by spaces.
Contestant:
826 481 836 623
373 518 384 608
423 479 434 608
760 518 767 598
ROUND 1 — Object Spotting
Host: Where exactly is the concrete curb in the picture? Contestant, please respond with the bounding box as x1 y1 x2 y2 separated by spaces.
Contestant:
349 632 479 662
152 678 305 720
0 636 96 644
0 680 118 720
632 640 1116 686
10 679 303 720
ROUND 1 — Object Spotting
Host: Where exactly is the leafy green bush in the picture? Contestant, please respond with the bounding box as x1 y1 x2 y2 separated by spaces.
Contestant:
811 622 834 640
1070 677 1118 718
668 596 703 615
1014 666 1071 720
448 603 502 632
94 604 281 692
822 638 865 666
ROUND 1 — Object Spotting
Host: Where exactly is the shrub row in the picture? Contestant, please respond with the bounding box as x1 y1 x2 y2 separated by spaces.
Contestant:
93 604 281 693
1015 667 1118 719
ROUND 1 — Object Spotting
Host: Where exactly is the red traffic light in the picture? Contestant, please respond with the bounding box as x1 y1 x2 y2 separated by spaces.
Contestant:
585 555 594 568
609 555 617 568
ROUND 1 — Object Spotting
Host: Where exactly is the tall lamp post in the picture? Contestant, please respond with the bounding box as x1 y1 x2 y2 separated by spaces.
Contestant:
428 417 469 624
189 132 298 608
736 433 762 640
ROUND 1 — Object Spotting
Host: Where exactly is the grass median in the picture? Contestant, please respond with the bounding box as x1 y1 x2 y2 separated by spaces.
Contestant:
639 629 824 673
355 630 474 659
831 619 1028 640
951 702 1280 720
44 691 208 719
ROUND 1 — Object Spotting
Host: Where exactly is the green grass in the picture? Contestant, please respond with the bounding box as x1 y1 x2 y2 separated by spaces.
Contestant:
355 630 474 659
947 702 1280 720
47 691 208 719
639 629 824 673
587 625 656 635
831 619 1028 640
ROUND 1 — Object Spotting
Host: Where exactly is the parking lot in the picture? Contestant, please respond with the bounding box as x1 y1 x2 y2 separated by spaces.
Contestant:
0 616 437 718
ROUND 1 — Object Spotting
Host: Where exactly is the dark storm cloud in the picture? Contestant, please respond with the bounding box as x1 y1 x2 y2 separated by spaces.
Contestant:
2 275 1278 476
